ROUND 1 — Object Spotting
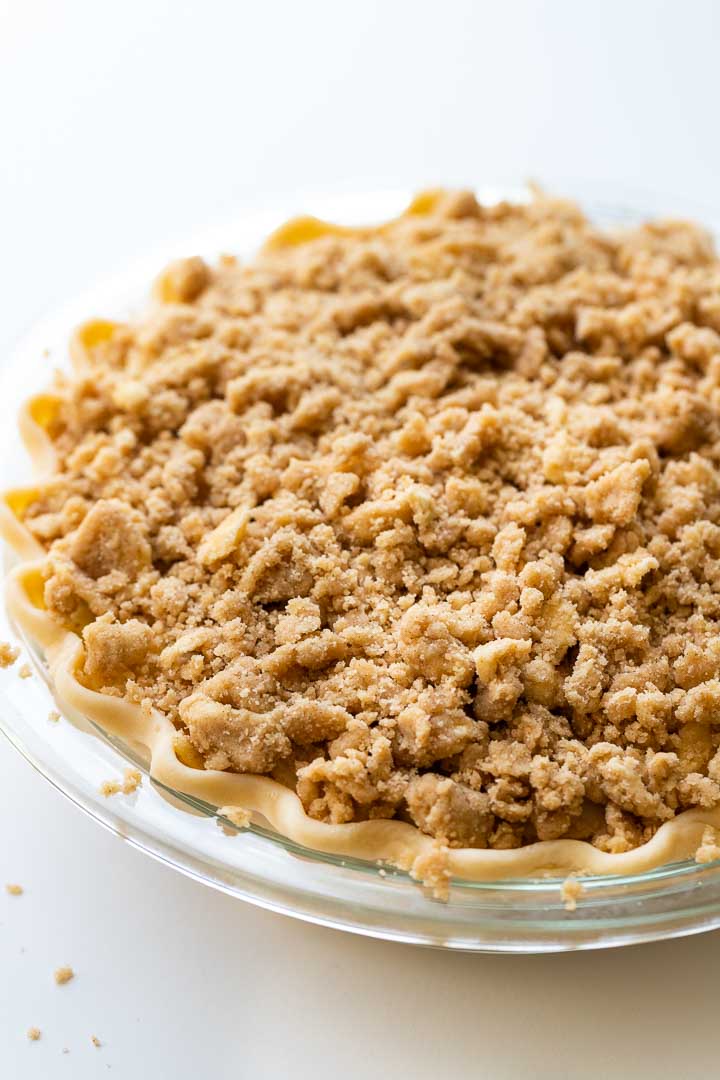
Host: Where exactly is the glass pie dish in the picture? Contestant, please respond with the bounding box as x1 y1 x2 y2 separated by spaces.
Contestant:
3 185 720 953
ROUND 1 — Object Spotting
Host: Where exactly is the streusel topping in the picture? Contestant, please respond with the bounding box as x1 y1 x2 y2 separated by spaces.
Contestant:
22 190 720 852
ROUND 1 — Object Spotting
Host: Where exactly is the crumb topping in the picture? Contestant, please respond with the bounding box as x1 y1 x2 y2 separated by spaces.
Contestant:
21 189 720 853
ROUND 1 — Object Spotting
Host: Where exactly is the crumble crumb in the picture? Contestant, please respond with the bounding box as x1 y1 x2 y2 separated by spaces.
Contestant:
27 1027 41 1041
20 188 720 854
408 841 452 900
122 767 142 794
91 1035 102 1048
54 966 74 985
219 805 251 829
5 883 23 896
101 768 142 797
0 641 20 667
695 825 720 864
48 710 61 723
17 663 31 679
561 875 584 911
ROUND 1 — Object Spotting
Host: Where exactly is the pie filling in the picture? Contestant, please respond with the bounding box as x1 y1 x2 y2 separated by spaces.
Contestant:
9 188 720 864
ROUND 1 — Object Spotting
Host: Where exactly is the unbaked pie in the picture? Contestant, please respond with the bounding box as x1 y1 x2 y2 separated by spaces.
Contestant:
5 188 720 886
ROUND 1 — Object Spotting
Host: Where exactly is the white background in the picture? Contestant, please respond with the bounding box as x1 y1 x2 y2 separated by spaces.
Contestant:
2 1 720 1076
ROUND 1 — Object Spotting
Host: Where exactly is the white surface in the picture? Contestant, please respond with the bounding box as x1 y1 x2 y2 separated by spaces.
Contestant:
3 1 720 1075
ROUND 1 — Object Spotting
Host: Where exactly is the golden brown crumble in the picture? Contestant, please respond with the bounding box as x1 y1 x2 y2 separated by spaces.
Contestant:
0 641 20 667
48 709 61 722
18 663 32 679
5 883 23 896
21 189 720 854
27 1027 41 1042
54 966 74 985
91 1035 102 1048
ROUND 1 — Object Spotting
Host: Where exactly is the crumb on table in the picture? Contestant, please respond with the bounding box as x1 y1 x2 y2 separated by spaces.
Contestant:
27 1027 41 1042
48 709 61 723
5 883 23 896
54 966 74 986
18 663 32 679
91 1035 102 1048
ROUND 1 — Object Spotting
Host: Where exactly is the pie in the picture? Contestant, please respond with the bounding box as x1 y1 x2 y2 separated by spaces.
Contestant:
5 187 720 886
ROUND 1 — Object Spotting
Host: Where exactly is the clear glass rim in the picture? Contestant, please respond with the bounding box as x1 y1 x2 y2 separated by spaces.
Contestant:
3 183 720 952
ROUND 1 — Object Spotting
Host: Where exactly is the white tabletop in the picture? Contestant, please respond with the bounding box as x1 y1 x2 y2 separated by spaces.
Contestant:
3 2 720 1075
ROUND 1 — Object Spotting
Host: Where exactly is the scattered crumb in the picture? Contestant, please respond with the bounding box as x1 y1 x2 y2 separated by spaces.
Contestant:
378 867 387 877
101 768 142 797
407 841 452 901
0 641 20 668
122 767 142 794
91 1035 102 1048
48 709 61 723
5 883 23 896
54 966 74 986
219 805 251 829
695 825 720 864
27 1027 41 1042
18 663 32 679
561 875 584 912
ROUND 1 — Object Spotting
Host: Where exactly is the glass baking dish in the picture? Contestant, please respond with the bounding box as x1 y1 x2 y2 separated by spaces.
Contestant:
3 186 720 953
